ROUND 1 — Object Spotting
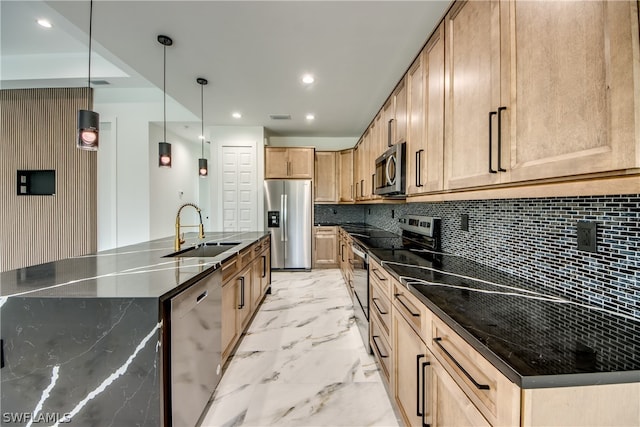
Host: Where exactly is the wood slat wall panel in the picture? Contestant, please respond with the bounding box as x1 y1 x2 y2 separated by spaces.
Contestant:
0 88 97 272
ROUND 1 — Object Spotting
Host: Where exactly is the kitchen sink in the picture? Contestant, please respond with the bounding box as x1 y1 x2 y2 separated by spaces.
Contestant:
164 242 240 258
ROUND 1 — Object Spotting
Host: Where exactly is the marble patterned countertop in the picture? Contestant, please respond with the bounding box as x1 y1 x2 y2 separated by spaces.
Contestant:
0 231 270 300
340 224 640 388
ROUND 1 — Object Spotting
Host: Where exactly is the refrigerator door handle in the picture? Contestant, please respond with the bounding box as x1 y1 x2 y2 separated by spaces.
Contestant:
280 194 285 242
283 194 288 242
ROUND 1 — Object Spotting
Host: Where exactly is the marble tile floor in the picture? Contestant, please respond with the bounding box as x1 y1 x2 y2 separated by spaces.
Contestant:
200 269 400 427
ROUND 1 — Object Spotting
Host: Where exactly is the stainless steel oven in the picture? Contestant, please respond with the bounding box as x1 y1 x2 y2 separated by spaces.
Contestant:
374 142 406 196
351 242 370 352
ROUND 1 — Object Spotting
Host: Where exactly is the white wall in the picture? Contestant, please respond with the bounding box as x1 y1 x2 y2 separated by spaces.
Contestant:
268 136 357 151
95 88 198 249
209 126 265 232
148 123 202 241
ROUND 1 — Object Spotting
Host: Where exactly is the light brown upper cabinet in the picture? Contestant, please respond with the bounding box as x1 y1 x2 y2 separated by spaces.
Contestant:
394 77 408 146
407 22 445 195
265 147 314 179
444 0 504 190
353 132 372 202
381 79 408 150
314 151 338 203
505 0 640 182
339 149 354 203
444 0 640 191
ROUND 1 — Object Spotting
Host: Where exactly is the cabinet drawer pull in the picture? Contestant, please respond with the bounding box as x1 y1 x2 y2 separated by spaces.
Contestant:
196 291 208 303
372 335 389 358
488 111 497 174
371 268 387 281
433 337 490 390
394 293 420 317
372 297 388 315
497 106 507 172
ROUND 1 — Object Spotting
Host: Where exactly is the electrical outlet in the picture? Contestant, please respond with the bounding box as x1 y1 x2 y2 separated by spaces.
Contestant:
577 221 597 253
461 214 469 232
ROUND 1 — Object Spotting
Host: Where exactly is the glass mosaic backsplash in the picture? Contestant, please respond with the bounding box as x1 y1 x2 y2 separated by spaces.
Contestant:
314 204 365 225
363 195 640 320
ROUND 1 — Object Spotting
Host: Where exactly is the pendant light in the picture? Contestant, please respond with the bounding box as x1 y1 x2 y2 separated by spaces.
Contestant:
197 77 208 177
77 0 99 150
158 35 173 167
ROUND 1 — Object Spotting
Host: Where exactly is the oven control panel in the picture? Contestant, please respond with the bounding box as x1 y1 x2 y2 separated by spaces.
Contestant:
398 215 440 237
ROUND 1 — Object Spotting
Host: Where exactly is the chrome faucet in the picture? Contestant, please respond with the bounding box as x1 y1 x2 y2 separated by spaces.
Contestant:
175 203 205 251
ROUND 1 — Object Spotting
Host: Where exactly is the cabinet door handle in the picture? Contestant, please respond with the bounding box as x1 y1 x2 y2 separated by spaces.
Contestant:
372 335 389 358
421 361 431 427
196 291 208 303
433 337 490 390
262 255 266 278
360 179 364 197
489 111 497 173
497 106 507 172
238 276 245 309
416 149 424 187
388 118 394 147
395 293 420 317
371 173 375 195
341 244 345 262
372 297 388 315
371 268 387 281
416 354 425 417
350 184 354 199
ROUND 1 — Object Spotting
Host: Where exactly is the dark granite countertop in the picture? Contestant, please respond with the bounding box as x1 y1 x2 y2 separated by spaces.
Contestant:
0 231 269 300
340 226 640 388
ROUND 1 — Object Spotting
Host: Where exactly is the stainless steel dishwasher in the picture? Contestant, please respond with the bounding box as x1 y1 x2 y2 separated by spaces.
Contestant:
170 268 222 427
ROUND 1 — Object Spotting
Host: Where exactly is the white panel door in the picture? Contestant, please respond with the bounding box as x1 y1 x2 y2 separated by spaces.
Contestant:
222 146 256 232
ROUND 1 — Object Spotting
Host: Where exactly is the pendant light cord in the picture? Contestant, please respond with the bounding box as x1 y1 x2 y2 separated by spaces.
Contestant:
163 43 167 143
87 0 93 110
201 83 204 157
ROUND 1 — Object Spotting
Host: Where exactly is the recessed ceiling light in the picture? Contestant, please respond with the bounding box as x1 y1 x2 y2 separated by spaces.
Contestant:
306 114 315 120
37 19 52 28
302 74 314 85
232 112 242 119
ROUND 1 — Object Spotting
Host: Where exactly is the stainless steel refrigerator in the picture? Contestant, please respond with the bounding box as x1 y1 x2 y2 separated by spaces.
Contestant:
264 179 312 270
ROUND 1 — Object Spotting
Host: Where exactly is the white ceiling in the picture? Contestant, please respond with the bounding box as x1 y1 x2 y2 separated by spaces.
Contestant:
1 0 451 141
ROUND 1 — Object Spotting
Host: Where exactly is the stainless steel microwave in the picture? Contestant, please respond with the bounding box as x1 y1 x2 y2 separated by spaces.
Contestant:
374 142 406 196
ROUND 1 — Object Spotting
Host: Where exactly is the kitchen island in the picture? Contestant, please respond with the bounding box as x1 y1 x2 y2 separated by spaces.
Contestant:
0 231 270 426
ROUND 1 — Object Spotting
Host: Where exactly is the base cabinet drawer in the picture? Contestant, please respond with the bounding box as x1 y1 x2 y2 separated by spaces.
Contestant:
370 279 391 338
370 318 392 384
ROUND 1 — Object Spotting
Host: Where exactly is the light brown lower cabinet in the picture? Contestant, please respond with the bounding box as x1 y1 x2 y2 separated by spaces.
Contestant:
430 355 490 426
392 305 432 427
221 275 239 363
221 238 271 365
313 226 338 268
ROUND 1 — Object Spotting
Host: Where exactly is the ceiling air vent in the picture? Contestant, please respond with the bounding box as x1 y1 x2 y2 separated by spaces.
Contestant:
91 80 110 85
269 114 291 120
